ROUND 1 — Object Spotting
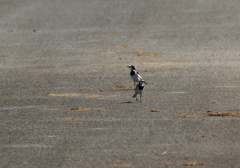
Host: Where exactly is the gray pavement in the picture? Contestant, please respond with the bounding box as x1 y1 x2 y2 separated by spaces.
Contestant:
1 0 240 167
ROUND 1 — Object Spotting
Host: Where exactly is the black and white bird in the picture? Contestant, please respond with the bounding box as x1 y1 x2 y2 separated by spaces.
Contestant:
127 65 143 87
133 80 146 102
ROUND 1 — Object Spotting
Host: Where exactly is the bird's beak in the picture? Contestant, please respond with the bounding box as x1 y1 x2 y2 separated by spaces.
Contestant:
127 66 131 68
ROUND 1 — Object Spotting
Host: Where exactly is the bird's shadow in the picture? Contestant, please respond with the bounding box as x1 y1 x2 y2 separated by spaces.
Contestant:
121 101 133 104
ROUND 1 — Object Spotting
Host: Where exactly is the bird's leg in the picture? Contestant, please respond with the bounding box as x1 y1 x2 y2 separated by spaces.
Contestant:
140 93 142 102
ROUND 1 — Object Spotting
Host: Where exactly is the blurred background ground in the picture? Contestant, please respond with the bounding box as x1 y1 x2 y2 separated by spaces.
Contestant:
0 0 240 167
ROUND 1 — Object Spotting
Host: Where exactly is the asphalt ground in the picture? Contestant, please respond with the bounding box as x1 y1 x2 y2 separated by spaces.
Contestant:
1 0 240 167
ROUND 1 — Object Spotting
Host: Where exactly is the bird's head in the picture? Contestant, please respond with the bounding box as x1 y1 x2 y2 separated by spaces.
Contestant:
127 65 136 70
139 80 146 86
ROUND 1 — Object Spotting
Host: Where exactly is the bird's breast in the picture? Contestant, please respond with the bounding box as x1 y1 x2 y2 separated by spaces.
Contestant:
130 71 135 76
138 85 144 90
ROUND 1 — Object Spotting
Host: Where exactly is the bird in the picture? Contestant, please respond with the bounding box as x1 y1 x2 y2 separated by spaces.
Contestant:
127 65 143 87
133 80 146 102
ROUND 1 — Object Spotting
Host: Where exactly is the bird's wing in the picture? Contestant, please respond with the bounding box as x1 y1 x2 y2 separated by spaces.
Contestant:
137 73 143 80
